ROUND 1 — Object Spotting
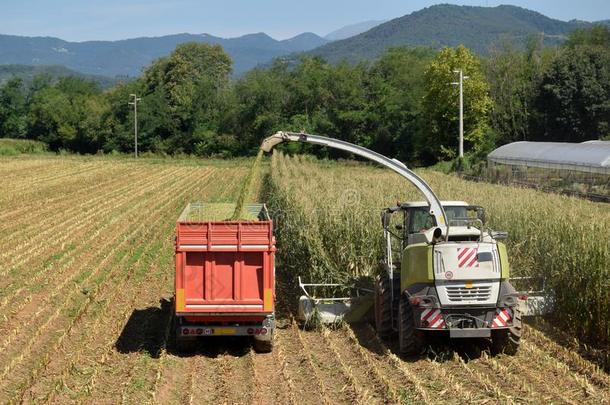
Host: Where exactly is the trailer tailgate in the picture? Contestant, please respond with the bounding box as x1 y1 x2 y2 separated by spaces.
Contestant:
175 206 275 315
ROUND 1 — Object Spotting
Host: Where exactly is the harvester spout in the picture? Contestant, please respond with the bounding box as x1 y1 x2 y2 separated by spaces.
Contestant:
260 131 289 152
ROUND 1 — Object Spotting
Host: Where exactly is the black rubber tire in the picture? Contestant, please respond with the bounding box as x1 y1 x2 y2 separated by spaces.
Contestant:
253 337 273 353
374 275 394 338
398 295 424 356
173 314 198 354
491 306 522 356
175 336 198 353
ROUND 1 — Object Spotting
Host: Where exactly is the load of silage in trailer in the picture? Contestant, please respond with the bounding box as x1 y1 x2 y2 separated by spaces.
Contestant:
179 202 260 222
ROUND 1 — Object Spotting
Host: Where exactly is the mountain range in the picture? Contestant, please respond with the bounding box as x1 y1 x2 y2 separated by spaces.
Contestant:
0 4 609 81
0 32 329 77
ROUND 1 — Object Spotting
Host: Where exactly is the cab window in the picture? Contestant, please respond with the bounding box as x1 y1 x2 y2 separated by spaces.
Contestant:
408 208 434 233
445 206 468 226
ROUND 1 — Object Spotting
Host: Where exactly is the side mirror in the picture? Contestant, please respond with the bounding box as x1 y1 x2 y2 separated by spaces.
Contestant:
476 207 486 224
381 211 391 228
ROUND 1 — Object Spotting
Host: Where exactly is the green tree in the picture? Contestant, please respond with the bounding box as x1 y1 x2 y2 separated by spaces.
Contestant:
0 78 27 138
229 62 290 154
534 45 610 141
139 42 233 154
27 77 107 152
485 34 559 146
280 57 369 156
565 25 610 49
421 45 492 163
367 47 435 162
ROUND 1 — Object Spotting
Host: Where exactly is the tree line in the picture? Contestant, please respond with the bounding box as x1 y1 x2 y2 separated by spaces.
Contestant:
1 26 609 165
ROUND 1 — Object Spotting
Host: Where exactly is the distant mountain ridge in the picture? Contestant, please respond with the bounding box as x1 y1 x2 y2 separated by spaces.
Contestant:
0 64 119 88
0 31 330 77
307 4 598 63
2 4 609 80
324 20 386 41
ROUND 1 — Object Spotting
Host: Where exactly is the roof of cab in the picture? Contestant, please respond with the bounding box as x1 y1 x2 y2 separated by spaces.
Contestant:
400 201 469 208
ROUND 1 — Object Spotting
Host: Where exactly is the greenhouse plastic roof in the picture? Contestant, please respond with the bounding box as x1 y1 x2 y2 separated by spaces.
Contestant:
488 141 610 174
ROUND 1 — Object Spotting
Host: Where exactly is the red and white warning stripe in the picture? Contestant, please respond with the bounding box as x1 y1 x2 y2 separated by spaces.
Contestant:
457 247 479 268
421 308 445 329
491 308 513 328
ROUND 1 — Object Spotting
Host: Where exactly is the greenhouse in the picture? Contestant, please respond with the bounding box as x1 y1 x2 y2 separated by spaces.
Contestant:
488 141 610 174
486 141 610 200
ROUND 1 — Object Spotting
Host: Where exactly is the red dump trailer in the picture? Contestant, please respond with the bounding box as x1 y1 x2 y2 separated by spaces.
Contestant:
174 203 276 352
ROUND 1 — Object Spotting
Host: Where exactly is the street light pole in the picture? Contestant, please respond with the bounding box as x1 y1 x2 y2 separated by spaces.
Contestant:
451 70 469 158
128 94 142 158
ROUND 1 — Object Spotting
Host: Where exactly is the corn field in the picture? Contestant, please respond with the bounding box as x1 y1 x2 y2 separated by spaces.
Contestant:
267 152 610 346
0 154 608 404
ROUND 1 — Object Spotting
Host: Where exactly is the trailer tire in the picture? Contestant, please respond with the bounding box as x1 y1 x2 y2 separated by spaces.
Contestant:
176 336 198 353
172 315 198 354
374 275 394 338
491 307 522 356
253 337 273 353
398 295 424 356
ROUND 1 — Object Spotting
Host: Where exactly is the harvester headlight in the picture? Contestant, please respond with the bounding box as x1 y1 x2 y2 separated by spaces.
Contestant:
501 295 518 307
410 295 437 307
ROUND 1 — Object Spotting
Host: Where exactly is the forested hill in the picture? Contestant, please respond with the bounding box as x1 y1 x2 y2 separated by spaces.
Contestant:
0 65 118 89
306 4 594 63
0 32 329 77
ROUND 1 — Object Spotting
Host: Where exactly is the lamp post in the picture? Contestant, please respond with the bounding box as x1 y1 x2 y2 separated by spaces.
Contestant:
128 94 142 158
450 70 469 158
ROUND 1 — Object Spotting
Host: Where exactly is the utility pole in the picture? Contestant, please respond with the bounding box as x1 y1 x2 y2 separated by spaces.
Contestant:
451 70 469 158
128 94 142 158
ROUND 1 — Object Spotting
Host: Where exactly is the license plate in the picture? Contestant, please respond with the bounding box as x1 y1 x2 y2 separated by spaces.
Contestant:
213 328 236 335
181 327 235 336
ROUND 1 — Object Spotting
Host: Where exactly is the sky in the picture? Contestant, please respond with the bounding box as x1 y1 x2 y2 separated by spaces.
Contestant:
1 0 610 42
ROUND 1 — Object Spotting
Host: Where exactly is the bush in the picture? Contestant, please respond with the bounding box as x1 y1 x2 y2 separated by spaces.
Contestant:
0 138 47 155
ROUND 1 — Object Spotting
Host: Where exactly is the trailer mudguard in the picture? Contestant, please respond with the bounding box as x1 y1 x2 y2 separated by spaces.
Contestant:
401 243 433 291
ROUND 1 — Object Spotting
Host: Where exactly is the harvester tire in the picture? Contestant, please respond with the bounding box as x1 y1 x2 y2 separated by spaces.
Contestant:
253 337 273 353
374 275 394 338
491 306 522 356
398 295 424 356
